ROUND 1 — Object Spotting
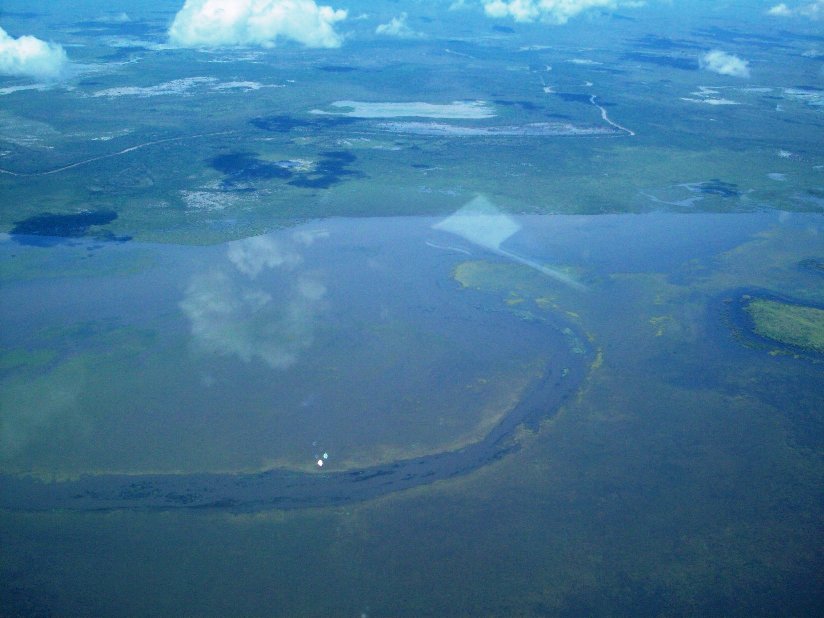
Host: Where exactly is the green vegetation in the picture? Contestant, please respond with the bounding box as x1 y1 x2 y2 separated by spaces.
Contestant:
745 298 824 354
455 260 560 311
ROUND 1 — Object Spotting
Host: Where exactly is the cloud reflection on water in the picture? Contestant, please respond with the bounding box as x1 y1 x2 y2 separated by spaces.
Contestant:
180 231 327 370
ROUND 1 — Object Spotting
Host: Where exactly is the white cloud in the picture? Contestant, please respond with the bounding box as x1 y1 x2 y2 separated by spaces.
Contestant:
481 0 638 24
767 3 793 15
375 13 424 38
767 0 823 18
700 50 750 78
168 0 348 49
0 26 68 80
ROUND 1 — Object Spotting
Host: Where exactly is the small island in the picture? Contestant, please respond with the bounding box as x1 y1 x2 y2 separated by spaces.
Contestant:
729 290 824 359
745 298 824 354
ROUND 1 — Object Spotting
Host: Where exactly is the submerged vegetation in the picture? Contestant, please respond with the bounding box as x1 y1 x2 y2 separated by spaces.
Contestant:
455 261 560 309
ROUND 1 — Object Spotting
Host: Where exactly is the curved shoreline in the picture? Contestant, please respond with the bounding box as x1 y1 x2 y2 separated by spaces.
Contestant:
0 316 592 513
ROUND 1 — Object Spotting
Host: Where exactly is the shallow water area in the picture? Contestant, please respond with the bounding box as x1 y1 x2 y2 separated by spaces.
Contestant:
0 216 581 482
3 210 821 510
2 206 823 615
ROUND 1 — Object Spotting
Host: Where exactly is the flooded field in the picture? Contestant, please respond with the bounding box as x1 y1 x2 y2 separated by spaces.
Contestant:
1 0 822 615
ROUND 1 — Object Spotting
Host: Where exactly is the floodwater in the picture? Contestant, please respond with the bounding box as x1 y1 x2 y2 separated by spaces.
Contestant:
1 215 589 488
1 210 822 615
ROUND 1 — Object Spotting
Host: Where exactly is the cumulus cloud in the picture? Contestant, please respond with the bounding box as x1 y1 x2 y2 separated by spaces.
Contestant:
168 0 348 49
767 3 793 15
767 1 823 18
700 50 750 78
375 13 424 38
481 0 639 24
0 26 68 80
